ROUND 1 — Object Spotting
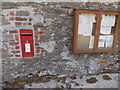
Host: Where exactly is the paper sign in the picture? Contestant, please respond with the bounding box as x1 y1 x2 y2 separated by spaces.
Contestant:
100 26 111 34
25 43 31 52
78 14 88 34
78 15 83 34
78 24 90 35
101 15 116 26
83 23 93 36
78 14 93 36
105 35 114 47
89 36 94 49
78 22 84 34
109 15 116 26
101 15 108 26
78 14 95 36
98 36 106 47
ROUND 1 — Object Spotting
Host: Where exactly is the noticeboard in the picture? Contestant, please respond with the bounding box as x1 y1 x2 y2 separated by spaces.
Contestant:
73 9 120 53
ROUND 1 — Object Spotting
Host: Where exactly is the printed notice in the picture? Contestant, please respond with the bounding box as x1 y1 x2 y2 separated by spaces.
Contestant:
109 15 116 26
100 26 111 34
82 23 93 36
25 43 31 52
105 35 114 47
78 22 84 34
89 36 94 49
101 15 116 26
98 36 105 47
78 14 95 36
78 14 84 34
101 15 108 26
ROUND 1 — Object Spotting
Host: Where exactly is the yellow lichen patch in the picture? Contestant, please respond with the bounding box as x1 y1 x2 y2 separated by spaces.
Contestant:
100 65 105 67
100 61 107 63
89 0 100 2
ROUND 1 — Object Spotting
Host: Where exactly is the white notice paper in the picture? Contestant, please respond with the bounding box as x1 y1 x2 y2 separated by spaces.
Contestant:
78 14 94 36
89 36 94 49
101 15 108 26
101 15 116 26
25 43 31 52
98 36 106 47
100 26 111 34
109 15 116 26
83 23 93 36
78 14 84 34
105 35 114 48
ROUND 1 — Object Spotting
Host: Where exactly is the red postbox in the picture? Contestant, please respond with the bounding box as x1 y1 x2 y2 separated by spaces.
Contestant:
20 29 34 57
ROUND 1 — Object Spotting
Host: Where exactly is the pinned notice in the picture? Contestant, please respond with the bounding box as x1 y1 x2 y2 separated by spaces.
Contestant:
98 36 106 47
101 14 116 26
78 14 97 36
105 35 114 47
101 15 108 26
100 26 111 34
98 35 114 48
78 23 93 36
25 43 31 52
109 15 116 26
82 23 93 36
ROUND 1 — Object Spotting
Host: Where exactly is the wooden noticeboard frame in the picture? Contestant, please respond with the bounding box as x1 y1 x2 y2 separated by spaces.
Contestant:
73 9 120 53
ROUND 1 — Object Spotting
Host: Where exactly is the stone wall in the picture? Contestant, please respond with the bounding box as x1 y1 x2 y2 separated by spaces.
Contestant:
1 0 120 3
1 2 120 82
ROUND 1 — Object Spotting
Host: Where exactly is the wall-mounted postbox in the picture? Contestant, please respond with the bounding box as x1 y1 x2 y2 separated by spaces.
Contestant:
20 29 34 57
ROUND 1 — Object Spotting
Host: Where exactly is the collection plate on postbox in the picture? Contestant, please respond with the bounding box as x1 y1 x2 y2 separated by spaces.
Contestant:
20 29 34 57
73 9 120 53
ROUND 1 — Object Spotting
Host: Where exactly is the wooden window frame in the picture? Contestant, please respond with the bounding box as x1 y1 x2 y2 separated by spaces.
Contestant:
73 9 120 53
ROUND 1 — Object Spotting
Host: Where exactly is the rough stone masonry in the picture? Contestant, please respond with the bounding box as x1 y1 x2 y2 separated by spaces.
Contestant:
1 1 120 86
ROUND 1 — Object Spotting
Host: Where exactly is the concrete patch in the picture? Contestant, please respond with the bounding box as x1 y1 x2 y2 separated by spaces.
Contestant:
40 41 56 53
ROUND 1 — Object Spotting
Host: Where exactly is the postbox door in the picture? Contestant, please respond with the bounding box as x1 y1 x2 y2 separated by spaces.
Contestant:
20 29 34 57
21 40 34 57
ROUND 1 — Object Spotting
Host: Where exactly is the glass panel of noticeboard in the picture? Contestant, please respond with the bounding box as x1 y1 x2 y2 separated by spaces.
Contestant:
77 13 97 50
98 14 117 49
77 13 117 50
